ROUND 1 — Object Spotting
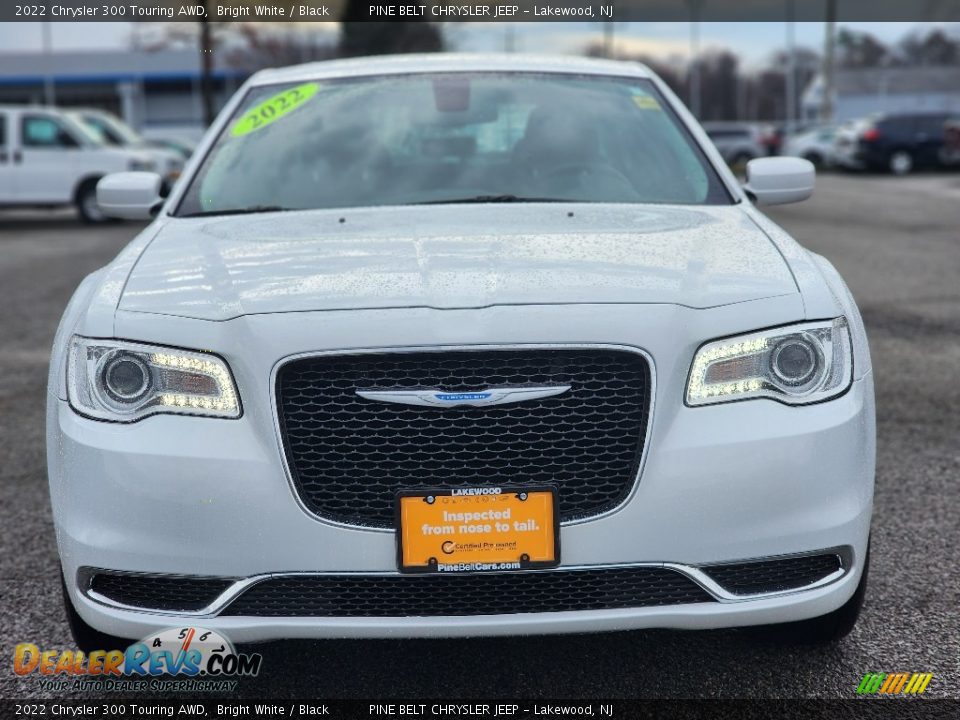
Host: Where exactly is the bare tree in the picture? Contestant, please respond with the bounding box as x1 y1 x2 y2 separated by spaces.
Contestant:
898 27 960 66
339 0 445 57
836 28 891 69
583 41 686 99
697 50 740 121
225 24 337 71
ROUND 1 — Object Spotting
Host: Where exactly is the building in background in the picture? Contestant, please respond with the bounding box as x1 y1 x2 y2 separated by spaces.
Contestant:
0 49 249 141
802 66 960 122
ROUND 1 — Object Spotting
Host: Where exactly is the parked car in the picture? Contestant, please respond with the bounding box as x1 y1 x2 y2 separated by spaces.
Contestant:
139 123 206 154
68 108 185 189
758 123 785 156
0 105 157 222
942 117 960 166
141 135 195 161
49 55 874 654
765 123 829 158
833 112 953 174
701 122 766 165
783 126 837 168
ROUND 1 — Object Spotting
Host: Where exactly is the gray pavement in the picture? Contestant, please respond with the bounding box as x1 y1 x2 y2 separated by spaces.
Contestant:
1 174 958 699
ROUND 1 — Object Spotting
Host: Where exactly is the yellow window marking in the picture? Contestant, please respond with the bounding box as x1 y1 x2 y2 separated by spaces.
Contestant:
632 94 662 111
231 82 320 137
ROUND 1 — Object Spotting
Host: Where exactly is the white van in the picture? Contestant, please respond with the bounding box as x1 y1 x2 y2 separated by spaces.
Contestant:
0 105 157 223
67 108 186 187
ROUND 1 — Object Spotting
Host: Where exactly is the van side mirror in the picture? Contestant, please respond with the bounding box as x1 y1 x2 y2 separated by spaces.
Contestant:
96 172 164 220
743 157 815 206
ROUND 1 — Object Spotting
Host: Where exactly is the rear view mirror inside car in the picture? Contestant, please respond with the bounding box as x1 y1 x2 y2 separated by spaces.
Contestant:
433 76 472 112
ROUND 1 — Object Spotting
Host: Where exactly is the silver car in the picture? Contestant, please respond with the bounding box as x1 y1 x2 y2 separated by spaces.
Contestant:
702 122 767 165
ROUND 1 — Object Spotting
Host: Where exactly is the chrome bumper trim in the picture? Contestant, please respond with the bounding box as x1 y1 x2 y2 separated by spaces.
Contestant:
79 548 850 618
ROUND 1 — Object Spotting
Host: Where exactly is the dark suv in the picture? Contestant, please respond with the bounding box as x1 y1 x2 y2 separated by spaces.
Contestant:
834 112 952 174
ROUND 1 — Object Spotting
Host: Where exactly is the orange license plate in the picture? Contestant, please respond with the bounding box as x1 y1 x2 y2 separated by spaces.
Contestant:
396 487 559 574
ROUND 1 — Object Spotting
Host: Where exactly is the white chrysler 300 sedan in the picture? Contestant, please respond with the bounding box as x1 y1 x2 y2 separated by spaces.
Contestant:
48 55 875 651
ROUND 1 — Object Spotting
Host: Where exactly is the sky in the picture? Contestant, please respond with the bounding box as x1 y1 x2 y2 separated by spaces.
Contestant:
453 22 930 67
0 21 948 68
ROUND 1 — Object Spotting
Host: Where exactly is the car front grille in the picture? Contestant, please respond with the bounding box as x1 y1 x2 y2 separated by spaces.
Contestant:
703 554 842 596
220 567 713 617
88 572 234 612
276 348 651 527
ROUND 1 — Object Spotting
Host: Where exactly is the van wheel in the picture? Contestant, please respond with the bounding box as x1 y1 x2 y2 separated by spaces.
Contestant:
61 573 132 654
752 545 869 645
75 180 109 224
888 150 914 175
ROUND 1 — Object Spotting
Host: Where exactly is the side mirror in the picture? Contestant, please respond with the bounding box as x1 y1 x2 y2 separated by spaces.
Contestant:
96 172 164 220
743 157 815 206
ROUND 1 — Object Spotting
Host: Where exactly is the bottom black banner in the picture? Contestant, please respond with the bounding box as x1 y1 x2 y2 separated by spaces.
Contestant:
1 700 959 720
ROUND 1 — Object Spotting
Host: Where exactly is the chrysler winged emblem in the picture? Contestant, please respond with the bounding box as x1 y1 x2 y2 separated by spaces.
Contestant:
355 385 571 408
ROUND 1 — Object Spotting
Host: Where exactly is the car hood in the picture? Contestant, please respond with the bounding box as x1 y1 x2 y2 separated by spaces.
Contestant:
118 204 797 320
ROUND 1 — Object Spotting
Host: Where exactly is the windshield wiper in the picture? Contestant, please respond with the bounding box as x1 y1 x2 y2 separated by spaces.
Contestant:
412 195 567 205
177 205 295 218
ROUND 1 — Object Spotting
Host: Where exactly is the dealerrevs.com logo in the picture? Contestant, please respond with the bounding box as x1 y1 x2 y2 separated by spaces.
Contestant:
14 626 262 692
857 672 934 696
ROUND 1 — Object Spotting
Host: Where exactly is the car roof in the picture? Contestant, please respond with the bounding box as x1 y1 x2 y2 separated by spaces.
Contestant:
0 104 66 112
877 111 951 120
0 104 112 115
69 107 113 116
700 122 756 130
249 53 655 87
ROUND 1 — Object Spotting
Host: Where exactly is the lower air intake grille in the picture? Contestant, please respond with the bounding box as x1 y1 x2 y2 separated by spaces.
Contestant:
88 572 233 612
703 554 842 595
220 567 714 617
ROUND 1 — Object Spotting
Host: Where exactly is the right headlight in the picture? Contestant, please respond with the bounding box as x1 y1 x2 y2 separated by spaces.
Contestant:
127 158 157 172
686 317 852 406
67 336 241 422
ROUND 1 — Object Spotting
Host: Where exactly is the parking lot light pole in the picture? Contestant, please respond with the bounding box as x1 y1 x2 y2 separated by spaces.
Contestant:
820 0 837 122
199 0 215 127
603 22 614 58
503 24 516 53
42 22 56 106
687 0 704 119
785 0 796 136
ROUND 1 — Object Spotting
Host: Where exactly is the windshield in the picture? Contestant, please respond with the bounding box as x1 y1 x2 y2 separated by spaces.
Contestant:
81 112 142 146
175 72 731 217
61 113 106 147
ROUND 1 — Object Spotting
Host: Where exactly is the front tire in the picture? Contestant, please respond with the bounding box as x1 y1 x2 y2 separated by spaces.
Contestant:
61 573 133 654
888 150 914 175
75 180 110 224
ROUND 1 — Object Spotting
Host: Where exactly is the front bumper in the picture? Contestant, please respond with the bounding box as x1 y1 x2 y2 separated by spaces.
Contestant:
50 361 874 640
832 145 866 169
70 563 863 642
48 298 875 640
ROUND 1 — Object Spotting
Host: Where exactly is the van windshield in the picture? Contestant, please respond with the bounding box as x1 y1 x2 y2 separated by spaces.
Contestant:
62 113 106 147
175 72 732 217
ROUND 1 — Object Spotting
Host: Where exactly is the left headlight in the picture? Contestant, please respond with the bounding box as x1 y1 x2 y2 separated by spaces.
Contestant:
165 158 184 180
686 317 852 406
67 337 241 422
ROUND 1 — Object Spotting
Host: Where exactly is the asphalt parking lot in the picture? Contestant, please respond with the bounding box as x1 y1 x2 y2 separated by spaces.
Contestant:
1 172 958 700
